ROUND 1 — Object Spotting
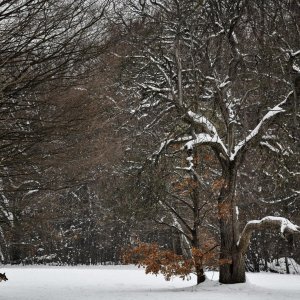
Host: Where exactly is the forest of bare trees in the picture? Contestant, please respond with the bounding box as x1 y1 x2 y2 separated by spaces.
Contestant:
0 0 299 285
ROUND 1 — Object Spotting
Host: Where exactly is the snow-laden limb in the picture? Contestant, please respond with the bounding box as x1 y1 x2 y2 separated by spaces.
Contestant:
291 50 300 57
187 111 218 136
230 91 293 161
258 191 299 204
146 51 176 99
238 216 300 254
186 111 228 155
152 136 192 160
184 133 227 157
260 141 280 154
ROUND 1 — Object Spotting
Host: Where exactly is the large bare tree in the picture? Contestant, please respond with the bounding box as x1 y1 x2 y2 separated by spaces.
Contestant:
113 0 300 283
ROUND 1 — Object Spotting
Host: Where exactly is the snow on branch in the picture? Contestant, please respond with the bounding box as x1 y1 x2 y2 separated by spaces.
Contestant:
184 133 225 152
238 216 300 254
187 111 218 135
152 136 192 161
258 192 299 204
186 111 227 155
260 141 280 154
230 91 294 160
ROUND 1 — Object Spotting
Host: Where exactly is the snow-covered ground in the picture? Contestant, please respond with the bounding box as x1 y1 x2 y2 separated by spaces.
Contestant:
0 265 299 300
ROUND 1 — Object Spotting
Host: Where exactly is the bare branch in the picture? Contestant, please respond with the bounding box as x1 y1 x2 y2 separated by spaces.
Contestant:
231 91 294 161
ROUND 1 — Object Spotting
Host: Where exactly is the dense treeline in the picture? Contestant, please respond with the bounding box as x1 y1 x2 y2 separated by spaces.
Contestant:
0 0 299 281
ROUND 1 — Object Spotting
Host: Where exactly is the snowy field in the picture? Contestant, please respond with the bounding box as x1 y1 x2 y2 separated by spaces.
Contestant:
1 265 300 300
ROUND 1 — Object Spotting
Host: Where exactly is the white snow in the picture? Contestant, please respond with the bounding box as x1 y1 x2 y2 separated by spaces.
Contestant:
268 258 300 274
291 50 300 57
236 206 239 219
0 266 299 300
186 111 227 154
185 133 220 149
187 111 220 139
260 141 280 153
293 63 300 73
241 216 300 238
260 216 300 233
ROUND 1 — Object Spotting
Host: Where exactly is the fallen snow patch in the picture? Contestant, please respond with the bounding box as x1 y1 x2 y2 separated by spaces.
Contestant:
0 266 299 300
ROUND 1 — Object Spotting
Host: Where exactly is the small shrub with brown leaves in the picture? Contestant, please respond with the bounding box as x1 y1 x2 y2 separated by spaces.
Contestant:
122 241 221 281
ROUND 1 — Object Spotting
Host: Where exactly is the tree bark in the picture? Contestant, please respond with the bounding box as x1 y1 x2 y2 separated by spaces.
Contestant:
218 161 246 283
218 173 300 284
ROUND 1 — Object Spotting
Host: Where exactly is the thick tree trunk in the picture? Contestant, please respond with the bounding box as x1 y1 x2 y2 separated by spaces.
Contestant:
218 162 246 284
219 248 245 283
